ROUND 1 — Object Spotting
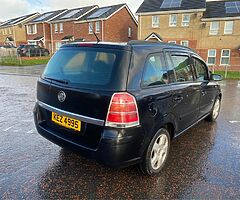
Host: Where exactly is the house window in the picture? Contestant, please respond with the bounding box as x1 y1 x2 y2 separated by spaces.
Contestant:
168 41 176 44
210 21 219 35
220 49 230 65
169 15 177 27
8 28 12 34
54 23 58 33
207 49 216 65
89 22 93 34
182 14 190 27
95 21 100 33
27 25 37 35
224 21 233 34
181 40 189 47
152 16 160 28
128 27 132 38
59 23 63 33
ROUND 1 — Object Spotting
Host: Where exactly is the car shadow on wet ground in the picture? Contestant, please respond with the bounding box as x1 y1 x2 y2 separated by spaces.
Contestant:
37 120 238 199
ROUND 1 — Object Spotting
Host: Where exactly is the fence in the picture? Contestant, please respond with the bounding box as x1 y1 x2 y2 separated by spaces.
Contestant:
0 48 51 66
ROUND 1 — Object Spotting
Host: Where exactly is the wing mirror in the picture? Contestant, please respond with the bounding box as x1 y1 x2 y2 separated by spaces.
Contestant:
210 74 222 81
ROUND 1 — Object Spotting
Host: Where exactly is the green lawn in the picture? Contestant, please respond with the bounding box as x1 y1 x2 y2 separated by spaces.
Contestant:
214 71 240 80
0 57 50 66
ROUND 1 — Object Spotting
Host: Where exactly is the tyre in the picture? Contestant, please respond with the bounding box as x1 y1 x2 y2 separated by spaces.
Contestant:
206 96 221 122
140 128 171 175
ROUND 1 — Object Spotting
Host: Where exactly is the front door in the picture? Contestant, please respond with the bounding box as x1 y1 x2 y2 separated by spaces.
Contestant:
192 56 217 117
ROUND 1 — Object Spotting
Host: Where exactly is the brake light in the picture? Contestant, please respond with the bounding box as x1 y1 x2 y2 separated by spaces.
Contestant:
106 92 140 128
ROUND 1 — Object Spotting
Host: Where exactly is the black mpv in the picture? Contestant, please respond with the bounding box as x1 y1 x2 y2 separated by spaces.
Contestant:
34 41 222 175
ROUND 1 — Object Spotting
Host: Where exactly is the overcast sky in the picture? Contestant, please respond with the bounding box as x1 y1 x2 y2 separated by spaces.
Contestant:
0 0 219 21
0 0 144 21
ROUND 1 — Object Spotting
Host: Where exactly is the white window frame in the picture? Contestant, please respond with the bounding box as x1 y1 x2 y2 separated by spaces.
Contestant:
220 49 231 66
128 27 132 38
207 49 217 65
169 15 177 27
59 23 63 33
89 22 93 34
224 21 233 35
210 21 219 35
95 21 100 33
182 14 190 27
181 40 189 47
152 16 160 28
168 41 177 44
27 24 37 35
54 23 58 33
32 24 37 34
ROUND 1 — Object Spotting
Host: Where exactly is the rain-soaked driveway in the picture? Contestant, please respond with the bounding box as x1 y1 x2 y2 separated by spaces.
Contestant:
0 66 239 199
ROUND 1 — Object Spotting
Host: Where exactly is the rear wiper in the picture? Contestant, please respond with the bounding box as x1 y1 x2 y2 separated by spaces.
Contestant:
43 76 69 84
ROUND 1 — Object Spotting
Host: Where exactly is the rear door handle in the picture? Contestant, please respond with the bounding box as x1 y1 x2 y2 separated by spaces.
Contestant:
173 96 184 103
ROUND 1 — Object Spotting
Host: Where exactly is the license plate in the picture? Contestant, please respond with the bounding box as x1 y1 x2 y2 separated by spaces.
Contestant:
51 112 81 132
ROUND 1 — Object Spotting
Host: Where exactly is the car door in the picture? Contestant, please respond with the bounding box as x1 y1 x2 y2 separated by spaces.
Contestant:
191 56 217 117
137 52 172 135
165 51 201 134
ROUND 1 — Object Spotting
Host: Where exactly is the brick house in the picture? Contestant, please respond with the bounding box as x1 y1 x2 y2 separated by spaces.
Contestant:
49 5 97 53
74 4 138 43
25 9 67 51
0 13 39 46
137 0 240 71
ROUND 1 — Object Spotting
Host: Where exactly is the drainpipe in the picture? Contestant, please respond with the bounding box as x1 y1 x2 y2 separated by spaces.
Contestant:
42 22 46 47
101 19 104 42
12 25 16 46
50 23 53 55
139 14 141 40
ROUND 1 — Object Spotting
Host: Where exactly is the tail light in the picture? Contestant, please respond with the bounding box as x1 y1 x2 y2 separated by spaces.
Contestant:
106 92 140 128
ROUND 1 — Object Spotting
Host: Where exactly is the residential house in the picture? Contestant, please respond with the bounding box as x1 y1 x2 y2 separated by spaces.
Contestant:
25 9 67 51
201 0 240 71
137 0 240 70
50 5 97 53
0 13 39 46
74 4 138 43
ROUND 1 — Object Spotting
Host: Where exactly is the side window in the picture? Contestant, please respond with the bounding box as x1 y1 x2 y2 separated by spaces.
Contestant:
192 57 209 81
142 53 168 87
169 54 194 82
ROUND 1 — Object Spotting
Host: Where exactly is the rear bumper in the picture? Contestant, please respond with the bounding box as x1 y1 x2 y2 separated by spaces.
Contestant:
33 103 144 168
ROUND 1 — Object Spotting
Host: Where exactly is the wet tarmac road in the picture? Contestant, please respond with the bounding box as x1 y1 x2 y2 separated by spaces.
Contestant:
0 69 240 199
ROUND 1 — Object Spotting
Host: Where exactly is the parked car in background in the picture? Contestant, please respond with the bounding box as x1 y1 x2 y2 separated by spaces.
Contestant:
0 44 16 49
18 45 50 57
34 41 222 175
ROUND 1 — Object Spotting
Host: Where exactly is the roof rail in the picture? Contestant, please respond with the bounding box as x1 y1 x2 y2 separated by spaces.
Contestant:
127 40 161 45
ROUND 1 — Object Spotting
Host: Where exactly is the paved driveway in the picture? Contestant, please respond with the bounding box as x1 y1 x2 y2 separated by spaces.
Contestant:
0 67 239 199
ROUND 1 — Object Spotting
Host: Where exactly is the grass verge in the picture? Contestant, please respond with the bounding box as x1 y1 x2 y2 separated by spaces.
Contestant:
214 71 240 80
0 57 50 66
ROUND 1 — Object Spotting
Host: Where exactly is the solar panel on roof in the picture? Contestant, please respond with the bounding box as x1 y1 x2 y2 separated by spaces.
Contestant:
161 0 182 8
87 7 111 19
60 9 82 19
225 1 240 13
33 12 54 22
9 16 26 24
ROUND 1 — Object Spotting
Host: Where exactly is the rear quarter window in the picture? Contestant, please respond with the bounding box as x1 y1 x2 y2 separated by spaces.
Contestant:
142 53 168 87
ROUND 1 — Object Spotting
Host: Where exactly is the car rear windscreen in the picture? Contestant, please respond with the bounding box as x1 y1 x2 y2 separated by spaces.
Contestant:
42 47 131 90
